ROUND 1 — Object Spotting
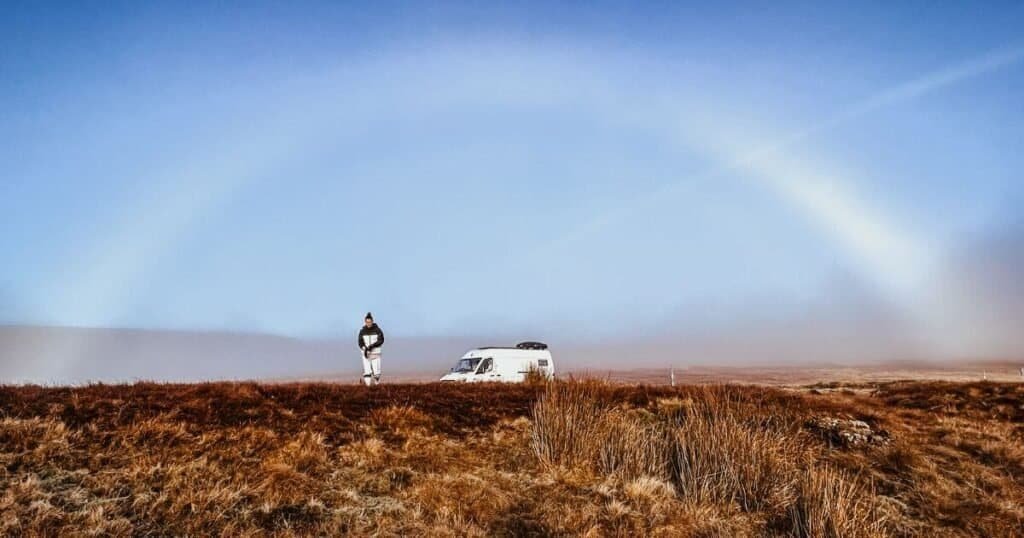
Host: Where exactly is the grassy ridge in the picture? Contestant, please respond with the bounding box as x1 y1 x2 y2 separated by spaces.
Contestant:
1 380 1022 536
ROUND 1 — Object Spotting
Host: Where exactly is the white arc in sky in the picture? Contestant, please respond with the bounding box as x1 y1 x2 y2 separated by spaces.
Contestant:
44 42 1023 378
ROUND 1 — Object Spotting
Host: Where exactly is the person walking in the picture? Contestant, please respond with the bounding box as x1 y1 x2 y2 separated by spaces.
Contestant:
358 312 384 386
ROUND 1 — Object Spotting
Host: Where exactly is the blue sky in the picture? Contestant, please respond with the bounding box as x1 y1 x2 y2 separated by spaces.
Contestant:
2 1 1023 350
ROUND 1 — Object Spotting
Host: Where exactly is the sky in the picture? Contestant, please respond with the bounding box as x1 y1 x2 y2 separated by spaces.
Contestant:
2 2 1024 374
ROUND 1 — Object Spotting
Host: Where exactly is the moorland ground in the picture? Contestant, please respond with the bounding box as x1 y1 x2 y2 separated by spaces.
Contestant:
1 379 1022 536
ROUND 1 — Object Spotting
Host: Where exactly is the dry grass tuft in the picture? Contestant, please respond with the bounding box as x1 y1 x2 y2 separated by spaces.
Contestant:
368 404 435 434
597 409 675 481
0 417 77 469
672 403 801 514
788 465 886 537
530 380 611 470
266 431 330 475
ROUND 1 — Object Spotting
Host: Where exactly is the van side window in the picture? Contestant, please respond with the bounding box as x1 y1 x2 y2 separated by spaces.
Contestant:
478 357 493 374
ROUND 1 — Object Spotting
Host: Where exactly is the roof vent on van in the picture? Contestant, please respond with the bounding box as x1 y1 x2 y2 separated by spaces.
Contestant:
516 341 548 350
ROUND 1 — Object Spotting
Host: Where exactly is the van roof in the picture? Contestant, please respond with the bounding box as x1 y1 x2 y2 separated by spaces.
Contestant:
477 342 548 351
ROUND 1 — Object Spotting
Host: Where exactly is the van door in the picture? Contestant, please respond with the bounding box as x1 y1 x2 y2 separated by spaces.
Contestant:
475 357 500 381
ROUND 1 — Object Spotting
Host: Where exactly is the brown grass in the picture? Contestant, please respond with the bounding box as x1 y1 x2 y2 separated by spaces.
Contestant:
0 379 1021 536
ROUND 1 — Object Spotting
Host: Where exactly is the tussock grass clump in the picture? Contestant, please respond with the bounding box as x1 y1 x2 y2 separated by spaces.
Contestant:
672 402 800 514
597 409 675 481
0 417 77 468
121 415 193 449
265 431 331 475
369 404 435 434
532 381 676 481
789 465 886 537
530 380 612 469
406 471 516 531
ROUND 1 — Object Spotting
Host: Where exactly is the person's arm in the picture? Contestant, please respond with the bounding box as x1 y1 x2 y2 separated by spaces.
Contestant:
357 328 366 350
367 326 384 350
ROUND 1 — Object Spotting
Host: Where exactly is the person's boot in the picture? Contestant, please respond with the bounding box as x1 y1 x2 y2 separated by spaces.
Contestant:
362 375 372 387
374 374 381 385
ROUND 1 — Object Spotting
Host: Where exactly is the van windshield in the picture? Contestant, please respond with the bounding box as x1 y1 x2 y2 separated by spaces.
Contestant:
452 358 481 373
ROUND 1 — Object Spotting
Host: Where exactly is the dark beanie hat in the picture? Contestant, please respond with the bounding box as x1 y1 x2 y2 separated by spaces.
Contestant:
365 312 373 320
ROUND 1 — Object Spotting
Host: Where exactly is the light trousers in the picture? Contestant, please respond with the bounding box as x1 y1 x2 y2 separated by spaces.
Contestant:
362 355 381 386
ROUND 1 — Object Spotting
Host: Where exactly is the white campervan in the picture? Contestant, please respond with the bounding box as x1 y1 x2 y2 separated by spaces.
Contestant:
440 342 554 383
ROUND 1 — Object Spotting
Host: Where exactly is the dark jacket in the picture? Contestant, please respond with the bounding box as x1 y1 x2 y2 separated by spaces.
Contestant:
358 323 384 353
